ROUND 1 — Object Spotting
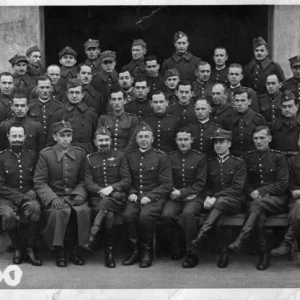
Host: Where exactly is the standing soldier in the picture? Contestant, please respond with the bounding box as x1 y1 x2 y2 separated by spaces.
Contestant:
162 129 207 268
9 54 36 99
0 93 45 153
210 47 229 85
243 37 285 97
97 88 138 153
83 127 131 268
162 31 200 82
26 46 45 78
228 126 288 271
191 128 247 269
123 39 147 79
28 75 63 138
83 39 102 74
0 123 42 266
123 122 173 268
118 68 136 104
34 121 92 267
0 72 15 123
163 69 180 106
47 79 98 154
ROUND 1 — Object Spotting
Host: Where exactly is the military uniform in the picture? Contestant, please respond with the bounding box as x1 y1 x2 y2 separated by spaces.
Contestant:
258 92 282 124
33 143 91 249
82 83 105 116
142 113 181 153
123 89 137 104
27 63 45 78
281 77 300 103
192 80 214 103
210 66 229 85
124 98 153 121
146 74 165 97
182 120 222 157
47 102 98 153
222 108 268 157
29 84 68 104
0 115 45 153
28 96 63 136
210 103 234 127
97 112 138 153
59 66 77 90
13 74 37 100
0 94 14 123
123 59 146 79
163 87 178 107
84 57 102 74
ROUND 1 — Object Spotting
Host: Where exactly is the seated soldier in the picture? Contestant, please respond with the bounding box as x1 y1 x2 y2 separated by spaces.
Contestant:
83 127 131 268
34 121 92 267
228 126 288 271
0 123 41 266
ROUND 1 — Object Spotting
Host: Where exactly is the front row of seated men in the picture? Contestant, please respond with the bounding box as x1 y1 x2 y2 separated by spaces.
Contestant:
0 119 299 271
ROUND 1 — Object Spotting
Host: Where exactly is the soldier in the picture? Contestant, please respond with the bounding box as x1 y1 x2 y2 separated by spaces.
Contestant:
144 55 165 96
123 122 173 268
0 93 45 153
210 47 229 85
124 77 153 121
228 126 288 271
161 31 200 82
47 79 98 154
9 54 36 99
210 83 234 127
83 127 131 268
227 63 259 113
142 91 181 153
162 129 207 268
222 87 267 157
58 46 78 89
243 37 285 97
259 74 283 124
26 46 45 78
163 68 180 106
122 39 147 79
192 61 214 102
97 88 138 153
90 50 118 111
182 98 221 157
271 90 300 157
83 39 102 74
166 80 197 128
0 123 42 266
34 121 92 267
190 128 247 268
118 68 136 104
0 72 15 123
28 75 63 138
77 63 105 116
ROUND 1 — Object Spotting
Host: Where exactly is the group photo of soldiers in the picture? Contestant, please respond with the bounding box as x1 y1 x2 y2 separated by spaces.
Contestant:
1 26 300 275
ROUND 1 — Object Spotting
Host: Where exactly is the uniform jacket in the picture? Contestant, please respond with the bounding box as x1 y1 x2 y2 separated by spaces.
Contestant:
126 148 173 201
84 57 103 74
33 144 87 207
26 62 45 78
281 77 300 103
122 59 146 79
83 83 105 116
124 98 153 121
0 94 14 123
210 66 229 85
192 80 214 102
0 115 45 153
59 66 77 89
245 148 288 197
146 74 165 96
13 73 36 99
210 103 234 127
29 84 68 104
163 88 178 107
243 57 285 95
169 149 207 199
258 92 282 123
288 153 300 191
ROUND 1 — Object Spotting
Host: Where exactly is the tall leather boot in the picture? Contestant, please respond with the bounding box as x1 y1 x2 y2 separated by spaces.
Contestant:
140 240 153 268
104 227 116 268
122 238 140 266
24 221 42 266
164 222 182 260
256 222 270 271
190 209 222 249
271 224 299 257
6 229 23 264
227 212 259 252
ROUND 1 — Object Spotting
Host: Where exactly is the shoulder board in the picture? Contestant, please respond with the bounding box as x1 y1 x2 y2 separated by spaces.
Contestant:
73 146 85 153
126 149 139 154
166 114 180 120
230 154 243 161
167 103 176 109
208 156 217 161
282 77 293 84
0 149 8 155
246 150 256 155
87 152 98 159
40 147 53 153
270 149 283 154
258 93 268 99
52 99 63 106
208 80 214 84
88 106 97 113
254 113 265 119
210 121 222 127
192 149 203 155
23 147 34 153
153 149 165 154
168 150 178 155
125 112 136 117
28 99 38 104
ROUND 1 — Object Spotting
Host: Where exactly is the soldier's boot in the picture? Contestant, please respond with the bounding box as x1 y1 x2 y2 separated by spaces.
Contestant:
190 209 222 249
104 227 116 268
228 212 259 252
164 222 183 260
6 229 23 265
55 246 67 268
182 254 199 268
139 241 153 268
256 225 270 271
122 239 140 266
70 246 85 265
24 221 42 266
217 247 230 268
271 224 299 257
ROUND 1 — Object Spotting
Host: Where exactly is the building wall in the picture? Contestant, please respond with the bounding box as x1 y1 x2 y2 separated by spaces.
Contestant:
0 6 44 73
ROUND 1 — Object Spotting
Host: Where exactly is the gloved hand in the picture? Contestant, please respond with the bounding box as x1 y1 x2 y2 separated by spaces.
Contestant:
51 198 65 210
111 191 125 203
73 195 84 206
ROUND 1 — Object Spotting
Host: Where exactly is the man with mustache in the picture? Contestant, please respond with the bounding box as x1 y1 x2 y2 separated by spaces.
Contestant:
118 68 136 104
210 47 229 85
0 72 15 123
83 39 102 74
0 123 42 266
83 127 131 268
34 121 92 267
26 46 45 78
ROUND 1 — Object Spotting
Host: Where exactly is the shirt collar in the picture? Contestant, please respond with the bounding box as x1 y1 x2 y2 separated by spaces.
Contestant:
83 83 96 97
98 70 118 82
60 66 77 78
53 144 76 162
232 108 255 125
215 65 226 71
172 51 193 62
65 101 88 112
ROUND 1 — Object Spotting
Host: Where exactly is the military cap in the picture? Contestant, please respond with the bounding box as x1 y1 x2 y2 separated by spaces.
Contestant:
212 128 232 140
9 54 28 65
253 37 267 50
135 121 153 134
52 120 73 134
66 78 82 90
84 39 100 50
100 50 116 62
59 46 78 59
289 55 300 67
95 127 111 137
174 31 188 42
164 68 180 80
26 46 40 57
281 90 296 104
132 39 147 48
